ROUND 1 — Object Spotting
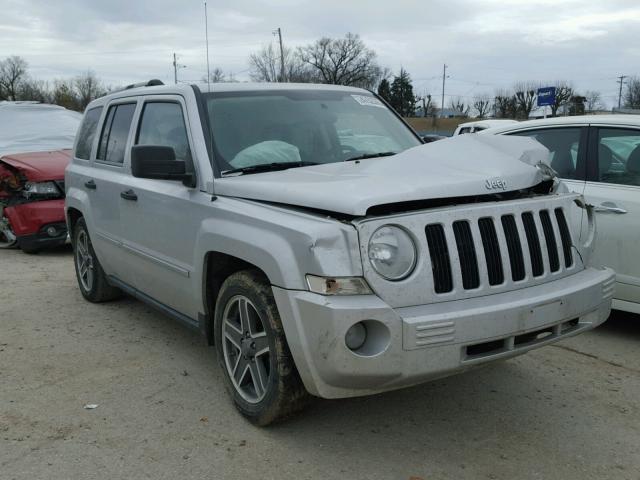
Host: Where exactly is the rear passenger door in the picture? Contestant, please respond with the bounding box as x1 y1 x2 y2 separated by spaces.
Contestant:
583 126 640 309
118 96 201 319
87 100 138 283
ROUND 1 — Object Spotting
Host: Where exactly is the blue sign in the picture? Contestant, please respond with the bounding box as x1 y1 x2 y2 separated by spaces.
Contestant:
537 87 556 107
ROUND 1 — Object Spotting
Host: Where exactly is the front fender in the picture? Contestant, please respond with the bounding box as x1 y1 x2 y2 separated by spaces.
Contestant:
193 197 364 291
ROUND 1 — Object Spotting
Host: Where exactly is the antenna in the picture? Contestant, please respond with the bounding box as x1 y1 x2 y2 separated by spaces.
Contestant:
204 1 211 92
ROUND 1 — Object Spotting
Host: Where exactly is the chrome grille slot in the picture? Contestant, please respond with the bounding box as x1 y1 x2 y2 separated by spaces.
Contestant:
478 217 504 286
555 208 573 267
501 215 526 281
522 212 544 277
539 210 560 272
452 220 480 290
425 224 453 293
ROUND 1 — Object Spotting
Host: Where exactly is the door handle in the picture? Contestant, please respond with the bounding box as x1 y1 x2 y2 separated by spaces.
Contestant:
84 179 96 190
594 201 627 214
120 189 138 201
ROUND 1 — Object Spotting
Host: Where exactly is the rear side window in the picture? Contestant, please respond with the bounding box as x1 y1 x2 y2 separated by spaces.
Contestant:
136 102 192 163
508 127 582 179
97 103 136 164
75 107 103 160
597 128 640 186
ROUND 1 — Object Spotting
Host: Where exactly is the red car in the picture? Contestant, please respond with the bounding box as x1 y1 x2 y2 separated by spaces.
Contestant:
0 102 81 253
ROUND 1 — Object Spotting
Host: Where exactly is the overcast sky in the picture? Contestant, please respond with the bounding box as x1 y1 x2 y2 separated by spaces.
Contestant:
1 0 638 107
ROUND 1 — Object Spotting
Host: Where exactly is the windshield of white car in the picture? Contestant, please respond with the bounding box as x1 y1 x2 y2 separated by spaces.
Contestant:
203 89 421 175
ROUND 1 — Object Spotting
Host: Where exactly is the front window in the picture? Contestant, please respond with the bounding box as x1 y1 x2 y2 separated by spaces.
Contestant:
203 89 421 174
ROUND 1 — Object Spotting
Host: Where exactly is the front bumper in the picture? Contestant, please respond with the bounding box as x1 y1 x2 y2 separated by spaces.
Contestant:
273 267 615 399
4 199 67 251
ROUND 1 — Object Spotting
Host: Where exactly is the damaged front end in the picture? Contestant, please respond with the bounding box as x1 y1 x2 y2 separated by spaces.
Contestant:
0 159 67 251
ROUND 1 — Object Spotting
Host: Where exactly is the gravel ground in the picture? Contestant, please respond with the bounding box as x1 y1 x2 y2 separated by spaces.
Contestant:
1 245 639 480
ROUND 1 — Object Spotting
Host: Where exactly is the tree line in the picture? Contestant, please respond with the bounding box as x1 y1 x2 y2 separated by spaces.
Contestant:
3 32 640 118
0 56 108 111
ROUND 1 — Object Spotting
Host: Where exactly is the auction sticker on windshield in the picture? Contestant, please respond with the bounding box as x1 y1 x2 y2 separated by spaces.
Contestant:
351 95 385 108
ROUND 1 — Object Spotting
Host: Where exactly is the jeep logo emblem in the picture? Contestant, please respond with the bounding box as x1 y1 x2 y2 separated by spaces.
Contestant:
485 178 507 190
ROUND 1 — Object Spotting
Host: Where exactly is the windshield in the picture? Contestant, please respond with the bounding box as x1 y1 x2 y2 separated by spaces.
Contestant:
203 89 421 174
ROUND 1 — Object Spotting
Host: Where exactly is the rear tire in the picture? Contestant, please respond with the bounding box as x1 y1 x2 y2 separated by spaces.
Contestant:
73 217 120 302
214 270 309 426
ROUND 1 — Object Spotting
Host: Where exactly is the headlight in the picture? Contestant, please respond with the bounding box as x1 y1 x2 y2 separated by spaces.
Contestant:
23 181 61 198
368 225 416 280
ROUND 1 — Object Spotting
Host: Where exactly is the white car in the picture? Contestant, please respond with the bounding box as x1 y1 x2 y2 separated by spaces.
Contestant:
453 119 518 135
483 115 640 314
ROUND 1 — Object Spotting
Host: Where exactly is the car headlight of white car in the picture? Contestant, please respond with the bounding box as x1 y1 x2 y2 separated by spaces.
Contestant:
368 225 417 280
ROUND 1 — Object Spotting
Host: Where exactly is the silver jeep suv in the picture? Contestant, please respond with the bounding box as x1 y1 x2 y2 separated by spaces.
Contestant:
66 81 614 425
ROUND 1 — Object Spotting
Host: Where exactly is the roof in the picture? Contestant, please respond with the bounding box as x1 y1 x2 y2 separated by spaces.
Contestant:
92 81 372 106
482 114 640 134
457 119 519 129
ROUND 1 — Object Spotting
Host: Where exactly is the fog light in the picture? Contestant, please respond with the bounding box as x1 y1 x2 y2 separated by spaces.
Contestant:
46 226 58 237
345 322 367 351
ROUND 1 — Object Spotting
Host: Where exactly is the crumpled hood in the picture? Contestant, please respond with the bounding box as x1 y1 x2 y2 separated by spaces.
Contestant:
0 150 71 182
214 135 552 216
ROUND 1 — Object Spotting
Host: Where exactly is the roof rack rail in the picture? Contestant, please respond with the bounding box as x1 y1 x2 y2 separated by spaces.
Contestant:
124 79 164 90
111 79 165 94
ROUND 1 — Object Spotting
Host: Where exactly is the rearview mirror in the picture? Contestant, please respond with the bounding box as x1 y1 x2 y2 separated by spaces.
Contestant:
131 145 195 187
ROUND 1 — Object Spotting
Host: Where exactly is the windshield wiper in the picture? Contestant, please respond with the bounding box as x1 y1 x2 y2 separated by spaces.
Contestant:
222 161 319 176
344 151 398 162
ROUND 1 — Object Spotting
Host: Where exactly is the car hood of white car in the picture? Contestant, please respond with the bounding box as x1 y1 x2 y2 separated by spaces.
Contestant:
214 134 552 216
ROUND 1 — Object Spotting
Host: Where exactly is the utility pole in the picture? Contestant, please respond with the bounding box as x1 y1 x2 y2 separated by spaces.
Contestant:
617 75 628 109
273 27 285 82
441 64 447 118
172 53 186 84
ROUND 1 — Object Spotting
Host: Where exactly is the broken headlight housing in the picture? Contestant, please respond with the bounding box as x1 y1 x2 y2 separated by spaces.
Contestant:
22 181 62 199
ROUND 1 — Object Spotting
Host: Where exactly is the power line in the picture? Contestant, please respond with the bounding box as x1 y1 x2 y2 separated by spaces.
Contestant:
441 64 447 112
172 53 186 84
273 27 285 82
617 75 628 108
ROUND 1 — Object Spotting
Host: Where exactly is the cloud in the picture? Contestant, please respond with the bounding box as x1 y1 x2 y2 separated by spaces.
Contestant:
0 0 637 106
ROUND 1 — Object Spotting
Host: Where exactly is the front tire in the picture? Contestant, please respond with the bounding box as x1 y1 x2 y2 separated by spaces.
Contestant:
73 217 120 302
214 270 309 426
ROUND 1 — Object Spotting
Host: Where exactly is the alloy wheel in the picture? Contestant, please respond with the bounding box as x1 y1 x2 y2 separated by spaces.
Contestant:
222 295 272 404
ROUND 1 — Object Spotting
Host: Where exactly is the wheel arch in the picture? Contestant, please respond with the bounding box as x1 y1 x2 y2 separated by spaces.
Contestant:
201 251 271 345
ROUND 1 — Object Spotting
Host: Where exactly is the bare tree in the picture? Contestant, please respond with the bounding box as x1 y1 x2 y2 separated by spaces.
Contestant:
473 94 492 118
203 67 228 83
249 44 316 83
584 90 604 112
448 97 470 117
0 56 28 100
17 78 50 103
549 81 574 116
298 33 381 88
513 82 538 119
416 92 437 117
624 77 640 109
51 79 78 111
75 70 106 110
494 89 516 118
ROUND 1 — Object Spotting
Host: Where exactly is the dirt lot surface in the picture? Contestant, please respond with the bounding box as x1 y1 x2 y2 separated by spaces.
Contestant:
1 246 639 480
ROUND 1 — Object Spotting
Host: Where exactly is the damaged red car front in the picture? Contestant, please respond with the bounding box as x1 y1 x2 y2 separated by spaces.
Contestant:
0 102 81 253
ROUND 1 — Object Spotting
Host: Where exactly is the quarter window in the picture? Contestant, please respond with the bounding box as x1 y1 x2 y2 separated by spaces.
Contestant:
597 128 640 186
75 107 103 160
97 103 136 164
508 127 582 179
136 102 192 163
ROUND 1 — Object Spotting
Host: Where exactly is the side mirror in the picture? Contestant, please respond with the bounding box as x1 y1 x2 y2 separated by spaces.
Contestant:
131 145 195 187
